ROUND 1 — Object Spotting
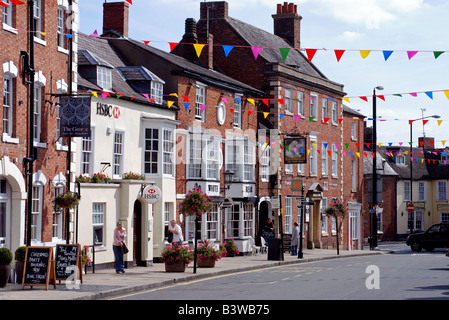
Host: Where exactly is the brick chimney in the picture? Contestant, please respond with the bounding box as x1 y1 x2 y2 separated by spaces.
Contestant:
200 1 228 20
272 2 302 48
103 1 130 38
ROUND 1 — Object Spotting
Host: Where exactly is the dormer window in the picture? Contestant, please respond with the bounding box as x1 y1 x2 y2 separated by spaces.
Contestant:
97 66 112 91
151 81 163 104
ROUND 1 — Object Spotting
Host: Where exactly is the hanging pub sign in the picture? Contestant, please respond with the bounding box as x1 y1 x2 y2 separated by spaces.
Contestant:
284 135 307 164
59 97 91 138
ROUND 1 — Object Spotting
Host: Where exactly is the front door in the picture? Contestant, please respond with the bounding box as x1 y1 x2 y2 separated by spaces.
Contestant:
133 200 142 266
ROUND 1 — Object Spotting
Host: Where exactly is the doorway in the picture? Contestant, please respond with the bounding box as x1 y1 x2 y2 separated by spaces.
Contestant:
133 200 143 266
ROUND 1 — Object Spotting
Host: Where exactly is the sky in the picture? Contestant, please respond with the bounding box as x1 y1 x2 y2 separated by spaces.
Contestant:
78 0 449 148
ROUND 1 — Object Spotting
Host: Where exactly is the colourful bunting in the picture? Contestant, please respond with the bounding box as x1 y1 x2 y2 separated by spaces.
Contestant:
193 44 205 57
360 50 371 59
383 50 393 61
222 45 234 57
334 50 345 62
407 51 418 60
279 48 290 62
305 49 318 62
251 47 263 60
169 42 179 52
434 51 444 59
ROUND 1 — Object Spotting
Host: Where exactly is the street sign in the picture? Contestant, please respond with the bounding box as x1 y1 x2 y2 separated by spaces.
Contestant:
407 203 415 213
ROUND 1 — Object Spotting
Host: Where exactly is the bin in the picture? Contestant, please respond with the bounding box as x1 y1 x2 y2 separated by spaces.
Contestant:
267 238 282 261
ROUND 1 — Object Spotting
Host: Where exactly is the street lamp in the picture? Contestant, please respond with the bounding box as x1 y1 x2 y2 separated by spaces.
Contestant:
408 113 440 233
371 86 383 250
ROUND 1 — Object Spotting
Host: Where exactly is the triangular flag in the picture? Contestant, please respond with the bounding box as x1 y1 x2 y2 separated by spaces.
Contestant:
338 119 343 124
182 96 189 103
263 112 269 119
345 143 349 149
383 50 393 61
262 99 269 106
422 120 429 126
334 50 345 62
323 118 330 124
437 120 443 126
294 115 301 123
360 96 368 102
360 50 371 59
377 95 385 101
247 99 255 105
409 120 415 125
184 103 190 110
324 143 328 149
221 97 228 104
143 94 150 100
279 48 291 62
444 91 449 100
407 51 418 60
409 92 418 97
65 34 73 39
230 108 234 114
251 47 263 60
222 45 234 57
442 140 446 146
0 1 8 7
356 152 360 158
248 110 253 116
193 44 205 57
276 99 284 105
425 91 433 99
434 51 444 59
366 143 371 149
355 143 360 149
200 105 207 112
309 117 315 122
91 91 98 98
142 40 150 45
167 101 174 108
342 97 350 103
169 42 179 52
279 114 284 119
125 0 133 4
305 49 318 62
89 30 100 38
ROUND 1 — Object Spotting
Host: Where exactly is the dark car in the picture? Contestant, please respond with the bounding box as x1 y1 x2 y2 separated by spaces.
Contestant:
406 223 449 252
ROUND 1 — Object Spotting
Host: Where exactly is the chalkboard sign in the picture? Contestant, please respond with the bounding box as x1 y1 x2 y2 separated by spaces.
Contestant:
22 246 56 290
55 244 83 283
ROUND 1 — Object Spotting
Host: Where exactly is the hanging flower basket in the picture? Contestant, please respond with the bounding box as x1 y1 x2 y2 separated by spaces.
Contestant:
179 188 213 218
53 191 79 210
324 199 347 219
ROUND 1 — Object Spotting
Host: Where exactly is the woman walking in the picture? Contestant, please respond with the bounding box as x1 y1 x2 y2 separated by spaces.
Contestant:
113 221 127 274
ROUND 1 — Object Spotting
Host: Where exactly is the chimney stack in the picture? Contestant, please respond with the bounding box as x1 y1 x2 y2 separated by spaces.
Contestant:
200 1 228 20
272 2 302 48
103 1 130 38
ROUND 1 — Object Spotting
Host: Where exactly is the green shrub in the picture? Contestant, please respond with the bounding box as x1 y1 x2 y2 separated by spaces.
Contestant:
0 248 13 265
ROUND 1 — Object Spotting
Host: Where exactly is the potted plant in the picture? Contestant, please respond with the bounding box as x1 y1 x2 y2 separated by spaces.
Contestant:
325 198 347 255
81 245 92 273
14 246 26 284
160 243 193 272
53 190 79 210
0 247 13 288
196 240 223 268
221 238 240 257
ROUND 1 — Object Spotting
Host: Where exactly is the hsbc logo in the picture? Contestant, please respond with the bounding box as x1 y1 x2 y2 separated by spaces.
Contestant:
96 102 120 119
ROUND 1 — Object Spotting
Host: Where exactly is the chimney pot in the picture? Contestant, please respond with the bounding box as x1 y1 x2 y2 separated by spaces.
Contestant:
288 3 294 13
103 1 130 38
283 2 288 13
277 4 282 14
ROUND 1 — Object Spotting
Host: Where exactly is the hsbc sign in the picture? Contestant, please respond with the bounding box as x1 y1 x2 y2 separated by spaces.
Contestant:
96 102 120 119
142 185 162 204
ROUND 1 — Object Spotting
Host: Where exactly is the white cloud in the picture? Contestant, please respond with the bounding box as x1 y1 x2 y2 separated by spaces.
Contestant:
337 31 366 42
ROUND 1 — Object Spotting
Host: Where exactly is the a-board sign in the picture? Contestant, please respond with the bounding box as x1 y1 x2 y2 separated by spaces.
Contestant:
22 246 56 290
55 244 83 283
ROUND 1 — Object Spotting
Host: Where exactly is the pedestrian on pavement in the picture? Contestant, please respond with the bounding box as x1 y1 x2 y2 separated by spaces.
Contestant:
168 220 183 246
262 217 275 246
113 221 127 274
291 222 300 255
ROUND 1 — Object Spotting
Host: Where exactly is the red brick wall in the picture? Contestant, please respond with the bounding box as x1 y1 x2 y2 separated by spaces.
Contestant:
1 2 72 243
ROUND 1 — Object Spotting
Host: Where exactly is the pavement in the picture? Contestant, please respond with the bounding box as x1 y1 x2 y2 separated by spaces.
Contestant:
0 247 384 300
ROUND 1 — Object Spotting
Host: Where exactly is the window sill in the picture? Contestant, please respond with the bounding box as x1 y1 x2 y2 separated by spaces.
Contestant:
2 134 19 144
3 23 18 34
34 36 47 47
34 141 47 148
56 143 68 151
57 46 69 55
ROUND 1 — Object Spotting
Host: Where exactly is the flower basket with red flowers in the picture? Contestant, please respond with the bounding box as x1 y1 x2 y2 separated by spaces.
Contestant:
161 243 193 272
53 190 79 210
179 188 213 218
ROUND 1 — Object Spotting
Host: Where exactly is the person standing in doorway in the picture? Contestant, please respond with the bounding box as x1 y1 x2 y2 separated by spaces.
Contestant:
113 221 127 274
291 222 300 255
168 220 184 246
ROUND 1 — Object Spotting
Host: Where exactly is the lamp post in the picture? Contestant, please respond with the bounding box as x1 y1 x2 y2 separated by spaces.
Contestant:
371 86 383 250
408 113 440 233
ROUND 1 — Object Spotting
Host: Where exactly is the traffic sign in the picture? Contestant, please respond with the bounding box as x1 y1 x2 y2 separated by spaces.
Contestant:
407 203 415 213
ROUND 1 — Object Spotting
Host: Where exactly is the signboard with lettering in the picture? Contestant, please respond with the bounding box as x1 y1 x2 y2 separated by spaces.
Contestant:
59 97 91 138
284 136 307 164
22 246 56 290
55 244 83 283
142 185 162 204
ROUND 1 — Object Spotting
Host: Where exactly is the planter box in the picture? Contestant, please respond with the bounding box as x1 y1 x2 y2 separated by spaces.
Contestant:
197 257 216 268
165 262 186 272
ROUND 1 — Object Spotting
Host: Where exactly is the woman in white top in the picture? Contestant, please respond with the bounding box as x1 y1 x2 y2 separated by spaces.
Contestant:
113 221 126 273
168 220 183 245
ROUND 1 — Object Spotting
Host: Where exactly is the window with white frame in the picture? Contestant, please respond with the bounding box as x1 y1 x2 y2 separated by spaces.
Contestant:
403 180 411 202
351 211 360 239
297 91 304 115
97 66 112 91
151 81 163 104
297 162 304 175
113 131 124 177
437 180 447 201
394 151 406 165
331 101 338 123
33 85 42 143
207 204 219 239
234 95 242 128
195 84 206 121
441 212 449 223
188 134 202 179
164 202 172 241
331 216 336 233
321 197 328 233
52 185 64 239
418 181 426 202
408 208 423 231
33 0 43 39
206 136 220 180
31 184 43 242
284 197 292 234
0 179 11 248
3 76 13 137
163 129 175 176
351 122 357 140
92 203 105 246
261 146 270 182
2 0 12 27
351 160 357 191
285 89 292 113
309 136 317 175
322 142 328 176
57 6 66 49
225 141 239 181
331 144 338 177
243 204 254 237
144 128 159 175
226 137 255 182
310 93 317 118
81 127 94 175
285 163 293 173
226 204 240 238
322 98 328 120
243 141 255 182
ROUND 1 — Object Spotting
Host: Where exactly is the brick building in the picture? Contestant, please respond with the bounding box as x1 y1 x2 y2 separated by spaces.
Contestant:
174 1 366 250
0 0 79 252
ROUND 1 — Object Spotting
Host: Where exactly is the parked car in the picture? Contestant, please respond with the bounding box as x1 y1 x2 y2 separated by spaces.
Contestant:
406 223 449 252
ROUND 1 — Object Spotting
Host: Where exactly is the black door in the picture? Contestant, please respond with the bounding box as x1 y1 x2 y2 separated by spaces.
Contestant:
133 200 142 266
